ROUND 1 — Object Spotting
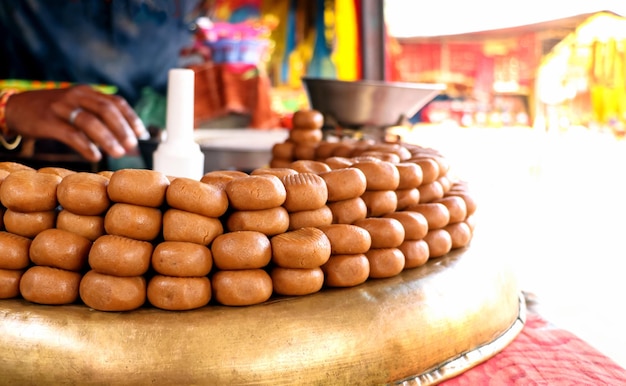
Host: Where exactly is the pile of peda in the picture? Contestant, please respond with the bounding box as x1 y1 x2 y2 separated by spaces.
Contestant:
0 111 477 312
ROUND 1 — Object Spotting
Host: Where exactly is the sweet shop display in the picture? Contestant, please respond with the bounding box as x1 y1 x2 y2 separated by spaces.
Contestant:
0 110 523 384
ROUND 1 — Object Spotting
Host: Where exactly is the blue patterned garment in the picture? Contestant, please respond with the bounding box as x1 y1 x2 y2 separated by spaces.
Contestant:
0 0 201 104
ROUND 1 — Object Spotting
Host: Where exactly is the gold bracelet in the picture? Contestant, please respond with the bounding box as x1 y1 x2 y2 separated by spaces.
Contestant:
0 89 22 151
0 134 22 150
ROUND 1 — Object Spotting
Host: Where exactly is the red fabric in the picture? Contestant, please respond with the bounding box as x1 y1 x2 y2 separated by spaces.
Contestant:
443 312 626 385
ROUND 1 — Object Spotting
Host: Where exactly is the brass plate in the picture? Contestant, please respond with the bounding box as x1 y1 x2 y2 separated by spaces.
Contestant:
0 246 521 385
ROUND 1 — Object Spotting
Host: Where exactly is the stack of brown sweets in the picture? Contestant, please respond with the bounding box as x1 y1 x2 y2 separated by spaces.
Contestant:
0 109 478 313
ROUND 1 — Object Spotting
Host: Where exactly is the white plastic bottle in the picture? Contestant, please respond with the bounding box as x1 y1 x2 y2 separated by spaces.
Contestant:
152 68 205 180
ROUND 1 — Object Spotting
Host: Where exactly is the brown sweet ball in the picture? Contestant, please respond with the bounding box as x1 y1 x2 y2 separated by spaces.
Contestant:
413 154 450 177
281 173 328 212
465 214 477 234
162 208 223 245
444 222 473 249
331 143 358 158
446 191 477 217
271 227 331 269
166 177 229 218
29 228 91 272
289 160 331 174
418 180 444 203
107 168 170 208
269 158 294 169
411 158 440 185
292 109 324 130
351 160 399 191
250 167 298 178
211 269 273 306
407 202 450 230
271 141 295 160
314 142 342 160
151 241 213 277
292 143 318 160
38 167 76 178
395 188 420 210
20 265 82 305
396 162 424 190
321 254 369 288
211 231 271 270
200 169 248 189
324 156 353 169
147 275 211 311
319 167 367 202
3 209 56 239
353 217 405 249
0 161 33 172
0 231 32 270
226 174 286 211
383 211 429 241
271 267 324 296
0 268 23 299
288 128 323 144
56 210 105 241
57 172 110 216
88 235 153 277
358 151 401 164
437 175 452 194
0 169 61 212
366 248 405 279
226 206 290 236
317 224 372 255
423 229 452 258
288 205 333 230
399 239 430 269
104 203 162 241
434 196 468 224
367 143 412 161
360 190 398 217
79 270 146 311
327 197 367 224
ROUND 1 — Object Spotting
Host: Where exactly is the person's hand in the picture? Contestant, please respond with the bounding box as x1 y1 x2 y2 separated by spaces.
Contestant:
4 85 149 162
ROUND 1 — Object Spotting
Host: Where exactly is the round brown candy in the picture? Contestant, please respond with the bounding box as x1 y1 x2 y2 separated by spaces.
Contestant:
289 160 331 174
79 270 146 312
56 210 105 242
0 170 61 212
147 275 211 311
151 241 213 277
200 170 248 190
89 235 153 277
211 269 273 306
162 209 223 245
57 172 110 215
288 206 333 231
281 173 328 212
366 248 405 279
351 161 400 191
20 266 82 305
104 203 162 241
211 231 271 270
107 168 170 208
321 254 370 288
434 196 467 224
319 167 367 202
288 128 323 144
226 174 287 210
3 209 56 239
291 109 324 130
0 268 24 299
327 197 367 225
423 229 452 258
270 267 324 296
360 190 398 217
271 227 331 269
0 231 32 270
408 202 450 230
444 222 473 249
166 177 229 218
29 228 92 272
399 239 430 269
226 206 290 236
